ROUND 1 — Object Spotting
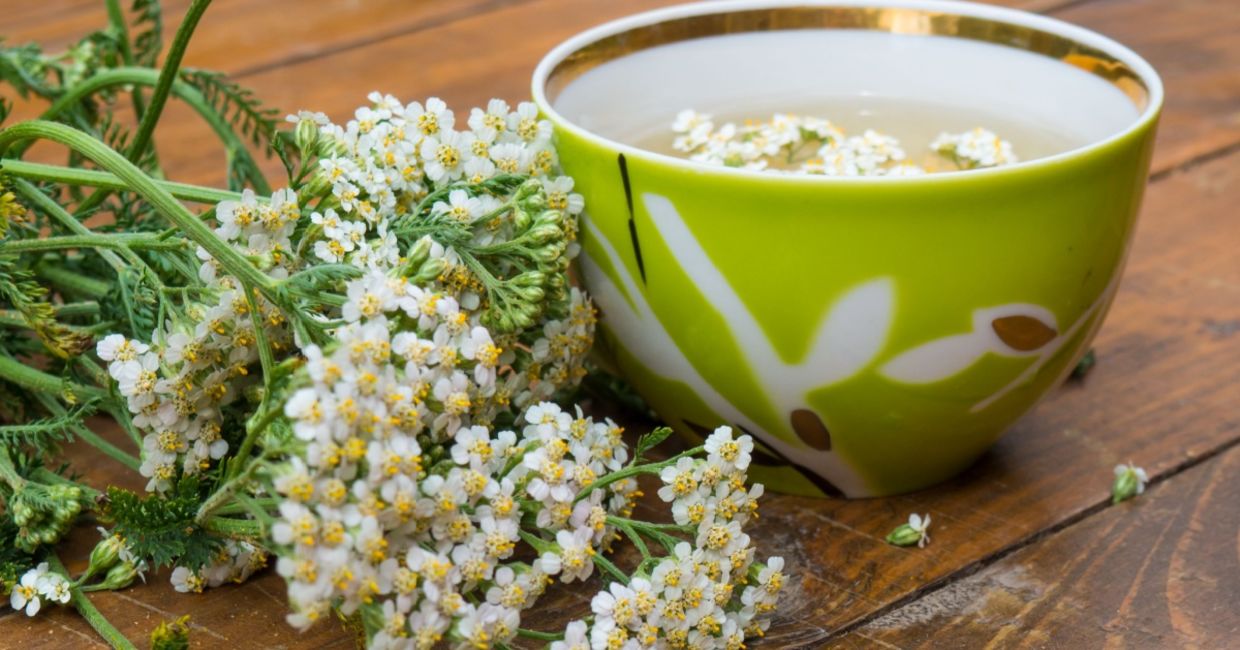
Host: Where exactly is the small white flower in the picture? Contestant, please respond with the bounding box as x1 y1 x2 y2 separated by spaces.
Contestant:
39 574 72 605
909 513 932 548
420 130 472 183
170 566 205 593
431 189 483 223
10 564 51 616
553 527 595 583
405 97 454 136
704 426 754 471
551 619 590 650
658 457 698 502
97 334 147 363
468 98 511 136
672 109 712 134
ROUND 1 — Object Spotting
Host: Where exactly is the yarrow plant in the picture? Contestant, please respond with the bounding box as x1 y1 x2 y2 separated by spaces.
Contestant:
670 109 1018 175
0 2 783 647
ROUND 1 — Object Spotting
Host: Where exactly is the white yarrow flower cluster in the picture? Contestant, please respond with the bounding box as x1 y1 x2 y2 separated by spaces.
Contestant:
563 427 784 649
308 93 583 274
98 93 589 495
271 272 625 645
931 128 1019 169
89 93 785 649
95 188 299 492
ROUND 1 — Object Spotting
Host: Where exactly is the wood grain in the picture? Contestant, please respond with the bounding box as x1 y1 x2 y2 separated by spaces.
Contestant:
1053 0 1240 177
2 0 1239 648
160 0 1239 189
841 443 1240 649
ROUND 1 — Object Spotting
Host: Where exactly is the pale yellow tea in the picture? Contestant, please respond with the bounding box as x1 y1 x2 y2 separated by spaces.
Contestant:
631 96 1085 175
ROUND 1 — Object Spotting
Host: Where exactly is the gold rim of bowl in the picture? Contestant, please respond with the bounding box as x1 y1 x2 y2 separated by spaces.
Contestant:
532 0 1165 182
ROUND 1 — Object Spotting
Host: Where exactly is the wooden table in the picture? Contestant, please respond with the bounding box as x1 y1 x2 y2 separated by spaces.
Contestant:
3 0 1238 647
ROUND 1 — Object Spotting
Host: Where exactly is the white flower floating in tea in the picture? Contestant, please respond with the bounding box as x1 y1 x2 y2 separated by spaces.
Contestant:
671 109 1018 175
932 128 1020 170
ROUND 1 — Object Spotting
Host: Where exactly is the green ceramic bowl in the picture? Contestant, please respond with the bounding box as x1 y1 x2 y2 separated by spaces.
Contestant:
532 0 1162 497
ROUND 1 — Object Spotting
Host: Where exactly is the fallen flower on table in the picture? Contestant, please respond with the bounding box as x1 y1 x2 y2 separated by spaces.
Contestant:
1111 462 1149 503
887 513 932 549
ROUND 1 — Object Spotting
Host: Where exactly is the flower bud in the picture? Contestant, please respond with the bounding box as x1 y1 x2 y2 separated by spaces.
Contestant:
533 245 563 263
512 206 533 230
518 286 545 303
514 179 543 203
95 561 140 591
511 271 545 288
404 236 434 271
294 118 320 154
885 524 923 547
526 225 561 245
411 258 446 284
83 534 125 581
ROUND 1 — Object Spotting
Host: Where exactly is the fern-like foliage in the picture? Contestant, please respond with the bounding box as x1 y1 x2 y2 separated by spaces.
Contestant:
0 41 56 99
0 256 94 359
103 478 222 570
179 68 296 188
0 401 97 455
130 0 164 67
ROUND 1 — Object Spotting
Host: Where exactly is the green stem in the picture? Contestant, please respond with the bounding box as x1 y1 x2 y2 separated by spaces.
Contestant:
203 516 263 538
222 291 277 480
34 394 140 471
518 529 553 554
21 66 266 193
624 521 687 554
0 446 27 490
0 353 104 400
574 445 703 503
128 0 215 165
0 121 277 296
246 290 276 390
228 403 279 481
0 303 101 328
516 628 564 642
47 553 139 650
213 495 279 515
103 0 152 129
56 301 103 317
592 552 629 585
608 517 651 560
233 492 275 527
32 467 102 501
105 403 144 450
70 422 141 471
10 178 129 275
35 264 111 300
1 159 245 204
0 232 186 253
13 177 171 314
198 443 274 524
